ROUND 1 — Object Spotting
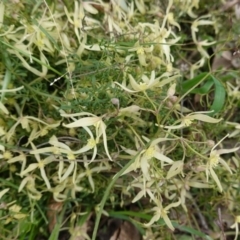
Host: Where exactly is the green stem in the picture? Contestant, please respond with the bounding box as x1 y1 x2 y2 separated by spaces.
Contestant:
183 140 208 160
91 142 150 240
19 79 60 100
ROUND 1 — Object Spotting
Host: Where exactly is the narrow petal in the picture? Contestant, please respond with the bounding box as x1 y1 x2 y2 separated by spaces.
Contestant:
190 114 222 123
114 81 138 93
61 112 96 118
148 71 156 86
21 163 38 176
219 158 232 174
120 162 137 176
63 117 101 128
217 147 239 155
58 160 64 180
163 214 175 231
150 137 174 146
159 75 181 88
88 175 95 192
7 154 26 164
0 188 9 199
101 122 112 161
162 123 185 129
132 190 145 203
60 161 75 182
73 144 92 154
164 199 181 211
141 156 150 180
18 177 29 193
209 167 222 192
144 213 160 227
0 101 9 114
89 146 97 163
49 135 71 150
166 161 183 179
121 146 138 156
40 167 51 189
154 152 173 164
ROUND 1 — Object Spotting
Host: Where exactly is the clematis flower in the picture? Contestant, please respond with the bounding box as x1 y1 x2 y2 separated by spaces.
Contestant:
160 111 222 129
191 15 215 43
7 153 27 175
130 179 156 203
114 70 179 93
64 1 100 43
167 12 181 30
227 81 240 100
190 57 205 78
144 198 181 230
18 174 42 200
167 175 212 212
5 204 27 224
121 137 174 181
72 126 98 163
27 120 61 144
29 135 73 157
29 135 77 182
0 86 24 115
196 39 216 58
205 134 239 192
77 157 111 192
61 111 112 161
21 143 54 189
128 41 153 66
6 114 58 142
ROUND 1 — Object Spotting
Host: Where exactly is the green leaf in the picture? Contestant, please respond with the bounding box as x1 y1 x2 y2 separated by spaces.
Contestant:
108 211 213 240
180 72 211 94
208 75 226 116
48 222 61 240
180 73 226 115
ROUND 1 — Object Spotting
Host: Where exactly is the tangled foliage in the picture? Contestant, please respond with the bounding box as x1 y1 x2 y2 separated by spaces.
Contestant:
1 0 240 239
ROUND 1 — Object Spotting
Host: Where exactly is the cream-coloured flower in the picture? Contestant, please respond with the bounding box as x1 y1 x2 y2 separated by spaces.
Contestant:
64 0 100 42
115 71 178 93
77 158 111 192
6 114 57 142
160 111 222 129
130 179 155 203
30 135 77 182
121 137 174 181
144 199 181 230
167 176 212 212
21 143 54 189
7 204 27 221
205 134 239 192
227 81 240 100
191 15 215 43
7 153 26 174
0 86 24 115
18 174 42 200
190 58 205 78
196 39 216 58
128 41 153 66
61 111 112 161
